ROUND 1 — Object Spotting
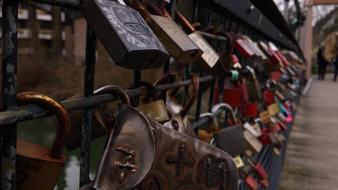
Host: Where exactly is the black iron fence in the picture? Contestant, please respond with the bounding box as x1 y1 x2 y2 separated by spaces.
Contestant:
0 0 305 189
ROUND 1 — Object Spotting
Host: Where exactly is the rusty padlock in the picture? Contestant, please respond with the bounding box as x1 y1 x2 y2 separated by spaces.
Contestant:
128 0 202 65
16 92 71 190
81 0 170 70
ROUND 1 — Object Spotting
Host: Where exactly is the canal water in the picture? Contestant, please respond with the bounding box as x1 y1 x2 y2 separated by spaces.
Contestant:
18 116 107 190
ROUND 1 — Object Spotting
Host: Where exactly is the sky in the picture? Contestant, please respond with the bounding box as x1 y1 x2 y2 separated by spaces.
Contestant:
273 0 337 25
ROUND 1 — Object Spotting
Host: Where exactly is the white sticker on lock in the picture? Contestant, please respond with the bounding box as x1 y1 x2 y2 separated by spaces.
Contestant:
189 32 219 68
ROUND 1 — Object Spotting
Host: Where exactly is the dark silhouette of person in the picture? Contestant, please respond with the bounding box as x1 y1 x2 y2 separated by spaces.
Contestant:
317 47 328 80
333 55 338 81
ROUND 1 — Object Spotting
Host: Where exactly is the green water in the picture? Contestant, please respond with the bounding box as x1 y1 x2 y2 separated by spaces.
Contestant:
18 117 108 190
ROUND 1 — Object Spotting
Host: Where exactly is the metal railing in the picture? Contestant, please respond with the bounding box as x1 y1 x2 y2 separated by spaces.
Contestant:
0 0 302 189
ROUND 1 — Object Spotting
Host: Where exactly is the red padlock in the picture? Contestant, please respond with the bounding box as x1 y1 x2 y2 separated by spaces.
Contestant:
246 103 258 118
223 87 243 108
270 71 282 81
263 89 275 105
279 122 288 131
270 123 282 132
259 128 272 145
245 175 258 190
255 163 268 180
260 178 270 188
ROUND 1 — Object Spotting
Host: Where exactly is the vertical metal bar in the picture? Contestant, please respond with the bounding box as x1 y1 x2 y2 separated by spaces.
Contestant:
195 70 204 121
132 70 141 106
1 0 18 189
208 79 215 112
183 64 191 105
80 27 96 186
162 59 171 101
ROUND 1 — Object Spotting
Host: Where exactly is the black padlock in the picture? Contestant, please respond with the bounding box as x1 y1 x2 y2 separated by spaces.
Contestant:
81 0 170 70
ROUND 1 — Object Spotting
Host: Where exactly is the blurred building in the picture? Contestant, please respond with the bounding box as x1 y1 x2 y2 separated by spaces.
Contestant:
0 4 89 65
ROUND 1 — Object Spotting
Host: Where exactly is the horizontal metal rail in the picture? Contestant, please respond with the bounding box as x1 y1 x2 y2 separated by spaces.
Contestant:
25 0 80 9
0 75 214 126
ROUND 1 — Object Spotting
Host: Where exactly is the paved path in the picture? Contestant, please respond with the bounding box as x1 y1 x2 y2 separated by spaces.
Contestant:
279 76 338 190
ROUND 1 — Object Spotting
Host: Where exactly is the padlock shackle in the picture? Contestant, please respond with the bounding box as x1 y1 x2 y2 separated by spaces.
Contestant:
211 103 238 124
94 85 131 105
153 73 199 117
127 0 151 19
180 74 199 117
16 92 71 159
131 81 158 103
175 10 195 33
199 112 219 133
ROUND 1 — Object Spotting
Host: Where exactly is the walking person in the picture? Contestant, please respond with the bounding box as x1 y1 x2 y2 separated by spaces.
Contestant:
333 55 338 81
317 47 328 80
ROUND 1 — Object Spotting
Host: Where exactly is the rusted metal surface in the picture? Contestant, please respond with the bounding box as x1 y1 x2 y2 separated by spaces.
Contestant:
1 0 19 189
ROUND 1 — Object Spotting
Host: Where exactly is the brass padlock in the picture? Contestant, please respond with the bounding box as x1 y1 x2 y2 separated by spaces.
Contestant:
197 112 219 143
268 103 280 116
134 81 169 123
81 0 170 70
259 111 271 125
129 0 202 65
16 92 71 190
176 11 222 76
91 85 156 190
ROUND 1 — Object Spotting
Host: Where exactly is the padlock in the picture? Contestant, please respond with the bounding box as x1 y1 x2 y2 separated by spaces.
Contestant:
162 74 200 136
241 36 262 59
245 175 258 190
244 103 258 118
197 112 219 143
243 36 268 61
211 103 238 126
258 41 281 65
176 11 222 76
16 92 71 190
243 130 263 154
133 81 169 123
243 122 262 138
243 156 269 184
260 178 270 188
92 85 156 190
232 33 255 58
129 0 202 65
233 155 245 169
268 103 280 116
263 89 275 105
259 111 271 125
223 87 243 108
81 0 170 70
